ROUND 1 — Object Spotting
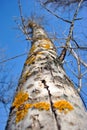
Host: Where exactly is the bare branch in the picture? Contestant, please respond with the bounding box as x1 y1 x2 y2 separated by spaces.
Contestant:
42 0 86 7
64 61 78 77
77 56 82 91
18 0 25 29
70 47 87 68
67 0 83 41
59 0 83 62
39 0 72 23
82 70 87 76
0 52 27 64
17 0 33 41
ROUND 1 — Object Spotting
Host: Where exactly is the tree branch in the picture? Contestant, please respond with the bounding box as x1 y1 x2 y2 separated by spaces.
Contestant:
17 0 33 41
0 53 27 64
59 0 83 62
39 0 72 23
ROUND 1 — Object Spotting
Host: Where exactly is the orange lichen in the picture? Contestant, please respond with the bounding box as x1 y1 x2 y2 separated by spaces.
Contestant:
37 51 43 55
33 102 50 111
15 102 49 123
36 51 45 60
53 100 74 113
22 71 32 80
30 44 36 53
22 71 29 80
38 39 53 50
14 96 74 123
25 103 32 109
12 91 29 109
39 43 50 49
16 103 32 123
25 55 36 65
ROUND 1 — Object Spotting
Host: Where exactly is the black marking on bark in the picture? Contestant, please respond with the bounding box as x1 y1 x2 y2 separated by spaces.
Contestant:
26 125 32 129
54 76 63 83
27 84 34 89
5 109 16 130
9 106 15 113
32 89 40 94
41 80 61 130
31 114 43 130
34 77 40 81
46 62 56 83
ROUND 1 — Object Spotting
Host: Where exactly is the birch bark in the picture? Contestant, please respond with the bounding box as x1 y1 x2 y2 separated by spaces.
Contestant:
6 21 87 130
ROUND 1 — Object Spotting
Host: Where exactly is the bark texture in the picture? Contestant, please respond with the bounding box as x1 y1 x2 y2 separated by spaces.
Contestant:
6 21 87 130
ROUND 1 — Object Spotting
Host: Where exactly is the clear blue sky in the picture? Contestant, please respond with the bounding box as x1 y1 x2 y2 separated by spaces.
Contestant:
0 1 27 74
0 1 32 130
0 1 87 130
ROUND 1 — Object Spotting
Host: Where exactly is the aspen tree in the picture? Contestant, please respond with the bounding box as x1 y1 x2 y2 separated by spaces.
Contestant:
6 21 87 130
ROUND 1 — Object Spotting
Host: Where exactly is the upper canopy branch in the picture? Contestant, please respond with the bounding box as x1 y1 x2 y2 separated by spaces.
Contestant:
58 0 83 62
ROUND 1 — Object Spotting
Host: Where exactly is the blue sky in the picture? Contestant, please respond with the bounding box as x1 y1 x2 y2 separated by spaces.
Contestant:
0 1 30 130
0 1 87 130
0 1 26 72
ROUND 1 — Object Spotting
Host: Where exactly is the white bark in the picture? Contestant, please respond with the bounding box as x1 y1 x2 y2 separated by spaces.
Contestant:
6 22 87 130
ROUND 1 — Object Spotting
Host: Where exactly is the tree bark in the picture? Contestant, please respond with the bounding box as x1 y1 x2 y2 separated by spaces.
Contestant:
6 21 87 130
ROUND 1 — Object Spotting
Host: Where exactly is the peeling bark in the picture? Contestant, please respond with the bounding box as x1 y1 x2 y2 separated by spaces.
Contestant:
6 21 87 130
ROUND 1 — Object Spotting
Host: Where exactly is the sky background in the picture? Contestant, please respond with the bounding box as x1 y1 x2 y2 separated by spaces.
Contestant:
0 0 87 130
0 1 31 130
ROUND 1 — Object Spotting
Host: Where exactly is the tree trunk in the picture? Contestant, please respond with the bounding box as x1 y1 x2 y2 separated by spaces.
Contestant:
6 21 87 130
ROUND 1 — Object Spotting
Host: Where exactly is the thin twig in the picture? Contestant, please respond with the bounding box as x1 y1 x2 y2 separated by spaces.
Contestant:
0 53 27 64
66 0 83 45
59 0 83 61
18 0 32 41
82 70 87 76
77 56 82 91
39 0 72 23
70 48 87 68
65 61 78 77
